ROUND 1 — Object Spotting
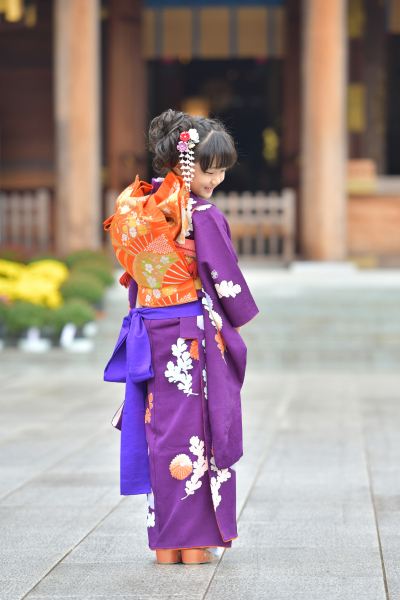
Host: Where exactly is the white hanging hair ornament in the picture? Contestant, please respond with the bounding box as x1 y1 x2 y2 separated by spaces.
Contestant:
176 128 200 193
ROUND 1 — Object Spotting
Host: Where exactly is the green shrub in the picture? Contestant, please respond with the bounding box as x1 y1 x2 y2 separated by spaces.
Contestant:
29 252 64 264
3 301 48 333
73 256 114 273
51 299 95 333
65 250 112 270
0 299 8 320
72 261 114 286
60 273 105 304
0 244 29 264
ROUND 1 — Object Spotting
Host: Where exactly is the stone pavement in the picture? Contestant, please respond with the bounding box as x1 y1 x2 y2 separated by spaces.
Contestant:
1 264 400 600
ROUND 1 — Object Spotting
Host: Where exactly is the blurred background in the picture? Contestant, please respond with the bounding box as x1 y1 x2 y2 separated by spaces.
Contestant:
1 0 400 261
0 0 400 358
2 4 400 599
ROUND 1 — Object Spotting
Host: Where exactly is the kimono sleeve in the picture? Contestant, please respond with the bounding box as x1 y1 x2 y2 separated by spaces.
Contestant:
194 206 259 328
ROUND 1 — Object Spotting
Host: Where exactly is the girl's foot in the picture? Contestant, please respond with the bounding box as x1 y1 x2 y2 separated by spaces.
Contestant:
156 549 182 564
181 548 219 564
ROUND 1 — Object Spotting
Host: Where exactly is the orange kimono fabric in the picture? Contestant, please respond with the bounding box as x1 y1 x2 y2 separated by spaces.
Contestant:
104 172 200 308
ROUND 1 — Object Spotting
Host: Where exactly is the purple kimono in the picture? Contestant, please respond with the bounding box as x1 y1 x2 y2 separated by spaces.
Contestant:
105 180 258 550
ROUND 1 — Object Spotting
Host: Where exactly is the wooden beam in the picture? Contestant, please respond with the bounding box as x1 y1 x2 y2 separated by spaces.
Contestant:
54 0 101 254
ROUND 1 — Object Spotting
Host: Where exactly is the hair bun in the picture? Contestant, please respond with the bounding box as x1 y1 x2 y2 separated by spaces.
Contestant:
148 108 236 176
149 109 186 153
148 109 192 174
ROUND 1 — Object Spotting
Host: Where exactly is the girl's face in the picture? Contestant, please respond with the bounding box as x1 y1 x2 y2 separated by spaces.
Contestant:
174 162 226 199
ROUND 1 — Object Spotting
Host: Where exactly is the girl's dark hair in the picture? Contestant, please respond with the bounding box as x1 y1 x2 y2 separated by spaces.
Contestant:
148 109 237 176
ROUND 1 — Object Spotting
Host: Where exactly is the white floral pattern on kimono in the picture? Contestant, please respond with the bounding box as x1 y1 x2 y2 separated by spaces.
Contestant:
214 280 242 299
185 197 197 237
165 338 198 397
182 436 208 500
202 367 208 399
194 204 212 211
201 288 226 361
210 456 232 509
147 493 155 528
201 289 223 331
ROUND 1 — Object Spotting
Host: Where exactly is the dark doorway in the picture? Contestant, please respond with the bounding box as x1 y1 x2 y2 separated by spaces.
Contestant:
147 59 283 193
387 35 400 175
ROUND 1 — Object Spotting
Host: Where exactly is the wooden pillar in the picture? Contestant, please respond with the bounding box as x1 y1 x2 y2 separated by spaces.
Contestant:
107 0 148 191
301 0 347 260
282 0 301 251
54 0 101 254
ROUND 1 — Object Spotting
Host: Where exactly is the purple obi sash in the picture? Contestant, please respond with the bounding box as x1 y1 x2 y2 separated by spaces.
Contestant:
104 300 203 495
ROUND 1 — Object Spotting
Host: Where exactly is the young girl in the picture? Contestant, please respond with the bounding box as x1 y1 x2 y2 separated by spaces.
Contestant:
104 109 258 564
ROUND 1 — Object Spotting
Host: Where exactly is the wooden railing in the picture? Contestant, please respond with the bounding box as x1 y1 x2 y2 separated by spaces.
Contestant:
0 189 52 250
0 187 296 260
213 189 296 261
105 188 296 262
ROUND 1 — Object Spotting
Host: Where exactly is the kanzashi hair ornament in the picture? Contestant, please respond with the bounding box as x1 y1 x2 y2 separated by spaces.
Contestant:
177 129 200 192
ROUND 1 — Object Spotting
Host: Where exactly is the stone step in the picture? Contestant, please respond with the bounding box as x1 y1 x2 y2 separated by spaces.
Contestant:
243 335 400 352
256 302 400 314
253 321 400 332
244 274 400 368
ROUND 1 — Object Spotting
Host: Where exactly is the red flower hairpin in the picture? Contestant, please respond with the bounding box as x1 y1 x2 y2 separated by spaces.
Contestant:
177 129 200 193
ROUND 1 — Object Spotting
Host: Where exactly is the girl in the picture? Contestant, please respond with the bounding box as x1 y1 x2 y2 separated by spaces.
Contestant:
104 109 258 564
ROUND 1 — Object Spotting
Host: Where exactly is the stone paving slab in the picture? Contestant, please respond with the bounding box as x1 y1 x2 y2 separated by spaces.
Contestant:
6 371 394 600
26 563 216 600
236 519 378 550
250 469 372 504
206 575 386 600
2 268 400 599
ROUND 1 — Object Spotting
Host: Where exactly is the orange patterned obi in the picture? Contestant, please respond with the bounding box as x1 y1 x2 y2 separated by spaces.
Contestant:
104 172 201 308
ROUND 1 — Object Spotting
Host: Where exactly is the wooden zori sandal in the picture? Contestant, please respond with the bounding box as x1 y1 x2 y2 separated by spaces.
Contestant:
181 548 219 564
155 549 182 564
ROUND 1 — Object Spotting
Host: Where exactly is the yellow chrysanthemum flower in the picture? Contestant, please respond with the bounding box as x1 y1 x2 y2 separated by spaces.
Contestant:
26 260 69 285
0 259 67 308
0 259 25 280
